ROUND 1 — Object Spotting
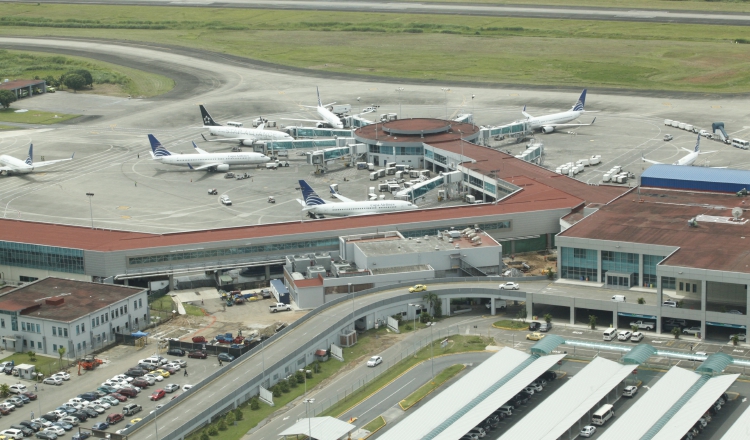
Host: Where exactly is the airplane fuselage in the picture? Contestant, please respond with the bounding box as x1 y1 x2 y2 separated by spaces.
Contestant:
528 110 582 130
675 153 698 166
318 107 344 129
308 201 416 217
208 126 292 141
0 155 33 174
156 153 269 167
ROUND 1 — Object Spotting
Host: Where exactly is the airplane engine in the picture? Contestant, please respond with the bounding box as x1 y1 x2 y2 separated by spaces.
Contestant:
316 122 326 128
240 139 256 146
215 164 230 172
542 126 555 134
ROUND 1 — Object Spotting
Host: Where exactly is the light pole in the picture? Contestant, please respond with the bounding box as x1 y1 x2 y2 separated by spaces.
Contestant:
471 94 476 129
458 130 464 167
408 303 420 333
441 88 450 119
396 87 404 118
429 320 435 382
85 192 94 229
349 283 354 331
304 398 315 438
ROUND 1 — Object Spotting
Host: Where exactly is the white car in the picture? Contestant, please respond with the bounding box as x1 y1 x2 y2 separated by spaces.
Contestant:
63 402 82 410
139 375 156 385
31 419 52 429
618 330 632 341
623 385 638 397
43 377 62 386
182 384 194 392
100 396 119 406
529 382 543 392
631 332 644 342
102 379 126 388
91 405 106 414
170 359 187 368
93 399 111 409
8 384 26 394
44 426 65 436
523 386 536 395
113 374 134 383
145 373 164 383
52 372 71 381
499 282 520 290
61 416 79 426
730 334 747 342
164 362 181 371
683 327 701 335
220 195 232 206
0 429 23 440
663 300 678 308
366 356 383 367
728 310 744 315
51 410 68 419
580 425 597 438
68 398 90 407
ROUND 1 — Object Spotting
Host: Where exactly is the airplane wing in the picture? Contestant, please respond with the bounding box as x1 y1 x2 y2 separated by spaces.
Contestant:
330 185 355 203
545 117 597 128
695 150 717 154
201 134 254 144
282 117 326 124
32 154 75 168
192 141 209 155
0 166 15 172
187 162 223 171
642 154 662 165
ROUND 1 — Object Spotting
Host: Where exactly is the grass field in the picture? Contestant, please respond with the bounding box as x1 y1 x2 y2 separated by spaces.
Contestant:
399 363 464 410
0 125 16 130
2 4 750 92
0 351 65 377
0 108 78 125
493 319 527 330
398 0 750 12
0 49 174 98
362 415 386 435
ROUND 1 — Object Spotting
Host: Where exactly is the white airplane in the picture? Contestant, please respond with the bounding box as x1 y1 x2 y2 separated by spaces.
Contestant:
199 105 293 146
643 134 720 167
522 89 596 134
0 144 73 175
148 135 270 172
296 180 417 218
283 87 345 129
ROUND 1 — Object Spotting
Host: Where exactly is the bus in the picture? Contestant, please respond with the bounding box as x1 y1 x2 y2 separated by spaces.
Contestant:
732 139 749 150
591 404 615 426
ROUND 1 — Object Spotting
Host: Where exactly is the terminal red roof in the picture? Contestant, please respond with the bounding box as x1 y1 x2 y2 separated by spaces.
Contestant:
0 278 143 322
0 80 44 90
559 188 750 273
355 118 480 144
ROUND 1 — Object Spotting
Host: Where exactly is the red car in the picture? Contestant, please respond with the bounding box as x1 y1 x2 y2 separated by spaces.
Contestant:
107 413 124 424
163 366 179 374
188 351 207 359
118 387 138 398
131 379 150 389
191 336 206 343
109 393 128 402
22 391 37 401
150 389 165 401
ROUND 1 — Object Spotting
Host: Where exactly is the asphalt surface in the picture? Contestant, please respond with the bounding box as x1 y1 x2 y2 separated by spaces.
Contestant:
9 0 750 26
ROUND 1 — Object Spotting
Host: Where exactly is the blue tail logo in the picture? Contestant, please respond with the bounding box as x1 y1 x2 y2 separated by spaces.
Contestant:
316 87 322 108
299 180 325 206
572 89 587 112
25 144 33 166
148 134 172 157
694 134 701 153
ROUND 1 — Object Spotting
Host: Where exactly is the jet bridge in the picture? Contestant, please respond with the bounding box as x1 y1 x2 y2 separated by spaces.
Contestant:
285 127 354 139
475 121 531 146
395 170 462 201
261 138 355 155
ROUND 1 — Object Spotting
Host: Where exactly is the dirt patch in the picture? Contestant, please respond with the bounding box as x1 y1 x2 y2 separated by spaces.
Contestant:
307 63 344 69
506 249 557 276
70 83 130 97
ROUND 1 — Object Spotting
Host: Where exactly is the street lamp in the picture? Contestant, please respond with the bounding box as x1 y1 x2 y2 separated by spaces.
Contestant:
304 398 315 438
429 320 435 382
85 193 94 229
408 303 421 333
441 88 450 119
396 87 404 118
458 130 464 167
471 94 476 129
349 283 355 331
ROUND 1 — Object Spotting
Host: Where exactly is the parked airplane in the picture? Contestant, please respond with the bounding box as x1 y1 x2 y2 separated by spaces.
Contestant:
148 135 270 171
296 180 417 218
282 87 345 129
0 144 73 175
199 105 293 145
522 89 596 133
643 134 720 167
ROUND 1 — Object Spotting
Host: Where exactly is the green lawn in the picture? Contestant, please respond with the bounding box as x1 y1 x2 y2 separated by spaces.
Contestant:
397 0 750 13
0 49 174 98
0 108 78 125
183 304 204 317
2 4 750 92
362 415 386 434
399 363 464 410
149 295 175 321
493 320 527 330
0 351 65 377
0 125 17 130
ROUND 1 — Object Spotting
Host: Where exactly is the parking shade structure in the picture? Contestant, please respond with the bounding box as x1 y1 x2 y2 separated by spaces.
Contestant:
431 354 564 440
498 357 636 440
378 348 532 440
720 401 750 440
278 416 356 440
598 367 702 440
649 374 739 440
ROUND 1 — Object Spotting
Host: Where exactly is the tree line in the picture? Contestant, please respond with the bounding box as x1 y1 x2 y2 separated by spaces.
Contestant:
0 69 93 109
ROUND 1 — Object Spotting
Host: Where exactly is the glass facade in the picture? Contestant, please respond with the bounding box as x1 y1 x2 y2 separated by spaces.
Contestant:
268 139 338 150
424 149 434 160
409 177 445 200
662 276 676 290
643 254 664 287
401 221 511 239
395 146 423 156
433 153 447 165
0 241 84 274
602 251 639 285
561 247 598 281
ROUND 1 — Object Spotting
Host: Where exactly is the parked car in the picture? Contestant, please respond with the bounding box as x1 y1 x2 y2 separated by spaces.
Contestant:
51 372 70 381
408 284 427 293
663 300 678 308
118 388 138 398
150 390 166 401
53 421 73 431
18 421 40 432
72 432 90 440
528 321 541 331
170 359 187 368
1 428 25 439
164 384 179 393
70 411 88 422
22 391 37 401
631 332 644 342
92 400 111 410
108 393 127 403
9 384 27 394
43 426 64 436
164 362 182 371
7 396 24 407
499 282 520 290
366 356 383 367
528 382 543 392
217 353 235 363
730 334 747 342
0 401 16 411
106 413 124 424
580 425 597 438
153 369 170 378
9 424 34 437
623 385 638 397
78 392 99 402
182 385 193 392
663 134 673 141
526 332 544 341
122 404 142 416
728 310 744 315
618 330 632 341
91 422 109 431
167 348 185 357
100 396 120 406
34 432 56 440
683 327 701 335
144 373 163 383
136 364 157 372
188 351 207 359
91 405 106 414
81 408 98 418
131 379 150 389
191 336 206 344
60 416 79 426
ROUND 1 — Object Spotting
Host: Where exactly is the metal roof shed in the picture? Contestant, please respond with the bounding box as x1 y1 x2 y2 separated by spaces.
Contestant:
719 403 750 440
432 354 564 440
598 367 701 440
278 416 356 440
641 164 750 193
378 348 531 440
498 357 636 440
650 374 739 440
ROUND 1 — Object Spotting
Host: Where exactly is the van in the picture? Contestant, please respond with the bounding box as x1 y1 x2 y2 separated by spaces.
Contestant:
122 403 142 416
732 139 749 150
468 427 486 438
611 295 626 302
603 328 617 341
139 358 160 367
591 404 614 426
498 405 514 416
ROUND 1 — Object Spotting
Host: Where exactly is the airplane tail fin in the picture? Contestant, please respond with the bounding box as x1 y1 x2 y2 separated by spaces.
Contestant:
299 180 326 206
695 133 701 153
148 134 172 157
572 89 587 111
192 141 209 155
521 105 532 119
25 144 33 166
316 87 322 107
199 105 221 126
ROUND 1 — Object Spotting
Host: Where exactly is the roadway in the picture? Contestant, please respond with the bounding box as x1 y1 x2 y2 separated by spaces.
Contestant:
9 0 750 26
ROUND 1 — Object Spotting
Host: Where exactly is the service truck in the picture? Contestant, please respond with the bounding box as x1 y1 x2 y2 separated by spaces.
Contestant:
269 303 291 313
629 320 656 331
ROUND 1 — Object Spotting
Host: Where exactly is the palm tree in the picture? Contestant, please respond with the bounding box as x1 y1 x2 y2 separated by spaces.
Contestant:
422 292 441 318
543 313 552 324
0 384 9 398
58 346 66 370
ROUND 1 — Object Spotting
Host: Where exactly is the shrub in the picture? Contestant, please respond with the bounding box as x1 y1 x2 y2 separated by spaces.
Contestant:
306 369 313 379
589 315 597 330
295 370 305 384
207 426 218 436
420 313 431 323
234 407 244 419
637 297 645 304
280 380 290 393
218 419 227 431
225 411 235 425
200 431 209 440
405 324 413 331
288 377 298 388
272 386 281 397
672 327 681 339
250 398 260 410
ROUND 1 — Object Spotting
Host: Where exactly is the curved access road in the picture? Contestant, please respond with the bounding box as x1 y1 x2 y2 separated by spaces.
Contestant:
11 0 750 26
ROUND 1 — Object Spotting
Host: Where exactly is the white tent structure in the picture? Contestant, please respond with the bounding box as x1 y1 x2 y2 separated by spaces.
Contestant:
278 416 356 440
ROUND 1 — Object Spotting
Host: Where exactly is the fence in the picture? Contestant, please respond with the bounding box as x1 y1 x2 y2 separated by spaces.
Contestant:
132 278 526 440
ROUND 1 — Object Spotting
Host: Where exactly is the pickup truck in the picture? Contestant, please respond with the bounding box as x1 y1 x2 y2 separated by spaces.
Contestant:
485 300 507 310
269 303 291 313
629 320 656 331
